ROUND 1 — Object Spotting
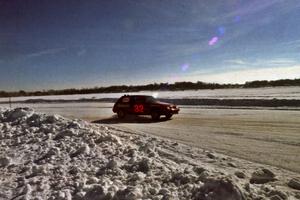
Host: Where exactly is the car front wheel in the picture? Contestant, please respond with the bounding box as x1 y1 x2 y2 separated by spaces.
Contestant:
117 110 126 119
165 114 173 119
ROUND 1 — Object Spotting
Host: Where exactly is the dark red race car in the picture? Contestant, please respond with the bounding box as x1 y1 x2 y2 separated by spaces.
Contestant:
113 95 179 120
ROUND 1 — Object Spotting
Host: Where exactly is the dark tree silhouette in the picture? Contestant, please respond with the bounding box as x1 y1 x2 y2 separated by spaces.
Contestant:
0 78 299 98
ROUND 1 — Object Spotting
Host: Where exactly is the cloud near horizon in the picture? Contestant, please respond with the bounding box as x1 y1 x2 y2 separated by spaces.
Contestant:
170 65 300 84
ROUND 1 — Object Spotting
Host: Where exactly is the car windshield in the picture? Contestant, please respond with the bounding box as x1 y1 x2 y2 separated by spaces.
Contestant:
146 96 156 103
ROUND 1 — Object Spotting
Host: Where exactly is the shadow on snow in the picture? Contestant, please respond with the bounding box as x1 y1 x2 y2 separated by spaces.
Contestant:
91 115 171 124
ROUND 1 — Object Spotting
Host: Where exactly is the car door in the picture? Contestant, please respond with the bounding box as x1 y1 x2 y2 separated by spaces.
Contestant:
144 96 155 114
132 96 146 115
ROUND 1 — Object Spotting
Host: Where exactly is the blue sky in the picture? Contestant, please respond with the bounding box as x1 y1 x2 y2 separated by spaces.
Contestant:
1 0 300 91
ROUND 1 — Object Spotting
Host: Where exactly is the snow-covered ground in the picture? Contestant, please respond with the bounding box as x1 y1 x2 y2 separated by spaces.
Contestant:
1 86 300 103
1 108 300 199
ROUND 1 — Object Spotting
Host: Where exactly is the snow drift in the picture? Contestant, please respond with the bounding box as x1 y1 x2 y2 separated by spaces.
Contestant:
0 108 299 199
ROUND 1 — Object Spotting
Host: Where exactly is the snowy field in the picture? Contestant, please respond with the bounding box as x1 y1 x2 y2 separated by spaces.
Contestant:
4 102 299 172
1 108 300 199
1 86 300 103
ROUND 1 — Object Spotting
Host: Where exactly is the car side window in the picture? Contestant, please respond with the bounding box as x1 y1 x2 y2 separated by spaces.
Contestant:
134 96 145 104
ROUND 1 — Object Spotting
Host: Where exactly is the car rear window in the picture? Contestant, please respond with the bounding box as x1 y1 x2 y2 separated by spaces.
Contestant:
121 97 130 103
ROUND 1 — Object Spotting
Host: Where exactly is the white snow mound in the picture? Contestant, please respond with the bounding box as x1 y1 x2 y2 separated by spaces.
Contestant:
0 108 299 200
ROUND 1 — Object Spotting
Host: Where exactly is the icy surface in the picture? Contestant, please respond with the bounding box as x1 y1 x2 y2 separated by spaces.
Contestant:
0 108 299 199
1 86 300 103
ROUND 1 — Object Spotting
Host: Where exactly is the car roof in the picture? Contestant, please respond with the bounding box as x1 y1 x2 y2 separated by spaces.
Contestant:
122 95 153 98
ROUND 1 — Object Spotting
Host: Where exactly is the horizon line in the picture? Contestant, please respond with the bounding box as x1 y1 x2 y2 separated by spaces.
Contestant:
1 78 299 94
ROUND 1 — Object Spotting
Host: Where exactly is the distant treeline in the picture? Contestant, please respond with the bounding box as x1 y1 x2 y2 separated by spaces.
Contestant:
244 79 300 88
1 78 300 98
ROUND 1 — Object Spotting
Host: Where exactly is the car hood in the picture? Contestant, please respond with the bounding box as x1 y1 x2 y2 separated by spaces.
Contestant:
153 101 175 106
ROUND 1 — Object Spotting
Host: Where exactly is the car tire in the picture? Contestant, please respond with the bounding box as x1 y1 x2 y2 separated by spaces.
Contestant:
165 114 173 119
117 110 126 119
151 111 160 121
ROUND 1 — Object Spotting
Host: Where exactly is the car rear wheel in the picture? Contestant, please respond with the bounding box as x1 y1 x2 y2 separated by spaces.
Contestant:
117 110 126 119
151 111 160 121
165 114 173 119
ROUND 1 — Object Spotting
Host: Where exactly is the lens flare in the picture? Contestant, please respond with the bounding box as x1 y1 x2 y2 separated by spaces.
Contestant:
181 64 189 72
218 27 225 36
169 74 179 83
234 15 241 22
209 36 219 46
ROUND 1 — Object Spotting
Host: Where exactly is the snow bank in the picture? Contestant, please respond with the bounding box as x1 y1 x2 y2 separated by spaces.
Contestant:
0 108 299 199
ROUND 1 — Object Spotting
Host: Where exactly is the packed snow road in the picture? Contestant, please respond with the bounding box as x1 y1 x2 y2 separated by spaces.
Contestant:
5 102 300 173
